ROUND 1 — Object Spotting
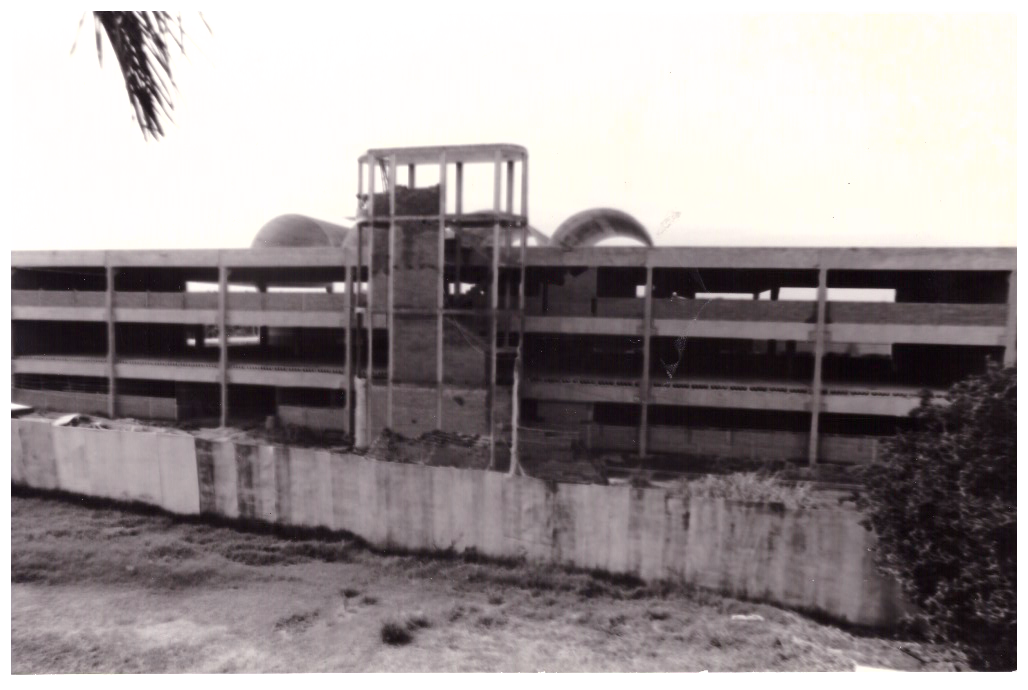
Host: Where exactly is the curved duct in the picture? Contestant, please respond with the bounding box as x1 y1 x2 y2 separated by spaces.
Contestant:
251 214 353 249
549 208 653 248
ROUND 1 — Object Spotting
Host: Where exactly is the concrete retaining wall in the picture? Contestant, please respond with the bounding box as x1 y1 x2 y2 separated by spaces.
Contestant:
10 417 904 627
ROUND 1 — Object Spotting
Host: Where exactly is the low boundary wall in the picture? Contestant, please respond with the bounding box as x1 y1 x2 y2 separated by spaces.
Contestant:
10 418 905 627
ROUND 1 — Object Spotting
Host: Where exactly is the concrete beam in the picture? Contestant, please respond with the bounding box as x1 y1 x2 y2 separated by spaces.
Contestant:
524 377 929 417
113 308 218 325
12 357 107 378
114 360 219 383
524 316 644 336
522 380 641 404
220 311 348 329
362 143 527 165
654 319 812 342
827 323 1007 347
522 246 1015 271
12 250 107 267
228 367 347 389
12 307 106 322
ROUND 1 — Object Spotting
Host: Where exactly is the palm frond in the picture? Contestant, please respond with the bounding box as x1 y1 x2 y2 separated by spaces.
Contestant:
93 11 206 141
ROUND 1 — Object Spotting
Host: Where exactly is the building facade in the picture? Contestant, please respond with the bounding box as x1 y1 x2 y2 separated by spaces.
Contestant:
11 144 1017 467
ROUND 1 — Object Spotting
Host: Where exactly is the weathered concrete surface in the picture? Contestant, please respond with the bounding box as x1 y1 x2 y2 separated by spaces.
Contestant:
11 418 906 627
156 432 200 515
392 222 439 311
389 384 439 436
442 319 488 386
684 498 905 627
16 420 58 490
392 316 437 385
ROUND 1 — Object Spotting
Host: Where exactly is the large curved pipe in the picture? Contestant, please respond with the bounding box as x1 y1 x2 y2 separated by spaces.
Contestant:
251 214 353 249
549 208 654 248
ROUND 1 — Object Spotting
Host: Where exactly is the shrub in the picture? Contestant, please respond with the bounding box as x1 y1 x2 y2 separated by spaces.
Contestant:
405 614 431 630
857 364 1016 670
380 621 413 646
686 472 814 509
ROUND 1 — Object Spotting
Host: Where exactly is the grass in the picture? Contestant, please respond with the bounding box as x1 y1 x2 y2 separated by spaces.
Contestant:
11 491 967 672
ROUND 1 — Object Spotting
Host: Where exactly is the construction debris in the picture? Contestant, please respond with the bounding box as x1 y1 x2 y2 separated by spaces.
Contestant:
366 429 494 470
52 414 108 429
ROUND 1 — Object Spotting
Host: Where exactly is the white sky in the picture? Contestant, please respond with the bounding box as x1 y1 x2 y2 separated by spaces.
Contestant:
3 9 1017 250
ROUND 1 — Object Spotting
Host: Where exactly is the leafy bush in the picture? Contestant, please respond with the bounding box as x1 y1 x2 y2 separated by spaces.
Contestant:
858 364 1016 670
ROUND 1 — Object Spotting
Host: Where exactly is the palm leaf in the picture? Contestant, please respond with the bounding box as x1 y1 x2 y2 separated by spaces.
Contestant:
92 11 205 141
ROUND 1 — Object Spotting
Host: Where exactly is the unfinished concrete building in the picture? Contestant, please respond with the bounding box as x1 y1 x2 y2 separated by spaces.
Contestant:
11 144 1018 468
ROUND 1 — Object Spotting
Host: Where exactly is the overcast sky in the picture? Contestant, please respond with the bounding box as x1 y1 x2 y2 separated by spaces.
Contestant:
4 9 1016 251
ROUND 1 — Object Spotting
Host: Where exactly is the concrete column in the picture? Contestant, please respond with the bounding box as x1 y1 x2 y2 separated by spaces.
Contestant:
218 264 229 428
1003 270 1016 366
505 159 516 346
511 154 530 477
436 153 446 430
256 282 268 348
488 151 502 469
365 158 376 441
455 162 463 296
105 263 116 419
807 266 828 465
638 263 654 457
345 263 354 436
354 377 368 448
386 155 397 431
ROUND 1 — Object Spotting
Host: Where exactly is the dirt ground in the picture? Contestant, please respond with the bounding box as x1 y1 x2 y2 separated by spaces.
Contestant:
11 491 962 673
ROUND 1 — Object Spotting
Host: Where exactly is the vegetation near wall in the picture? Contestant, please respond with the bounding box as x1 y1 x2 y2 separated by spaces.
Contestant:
684 473 815 510
858 363 1016 670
